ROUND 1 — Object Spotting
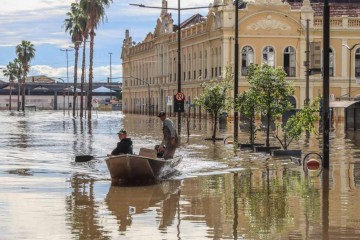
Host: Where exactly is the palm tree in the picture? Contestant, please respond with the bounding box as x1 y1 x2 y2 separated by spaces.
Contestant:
16 40 35 112
80 0 113 119
3 59 21 111
79 7 89 118
64 2 88 117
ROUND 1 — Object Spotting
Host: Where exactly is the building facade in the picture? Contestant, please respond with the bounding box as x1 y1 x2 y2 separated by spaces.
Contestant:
121 0 360 117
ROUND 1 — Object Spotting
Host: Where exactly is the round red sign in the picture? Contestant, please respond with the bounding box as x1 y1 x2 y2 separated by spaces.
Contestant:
175 92 185 101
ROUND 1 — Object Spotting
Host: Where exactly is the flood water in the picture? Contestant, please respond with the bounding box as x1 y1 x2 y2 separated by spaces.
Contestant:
1 110 360 239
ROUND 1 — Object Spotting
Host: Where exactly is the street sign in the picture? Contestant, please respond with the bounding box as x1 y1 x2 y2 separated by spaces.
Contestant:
173 94 185 113
166 96 173 106
175 92 185 102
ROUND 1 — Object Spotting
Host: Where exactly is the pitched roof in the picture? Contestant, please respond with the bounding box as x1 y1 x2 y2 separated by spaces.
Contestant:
286 0 360 17
173 13 206 31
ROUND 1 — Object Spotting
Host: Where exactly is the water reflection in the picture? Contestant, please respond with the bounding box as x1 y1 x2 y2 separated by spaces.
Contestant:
105 180 180 233
1 112 360 239
66 173 108 240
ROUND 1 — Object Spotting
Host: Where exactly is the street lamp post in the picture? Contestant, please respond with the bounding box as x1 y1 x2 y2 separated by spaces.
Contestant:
60 48 74 114
109 52 112 100
323 0 330 168
130 2 224 134
234 0 239 144
342 43 360 99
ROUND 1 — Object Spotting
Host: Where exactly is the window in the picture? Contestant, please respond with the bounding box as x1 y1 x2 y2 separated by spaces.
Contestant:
283 46 296 77
241 46 254 76
355 48 360 78
322 48 334 77
263 46 275 66
329 48 334 77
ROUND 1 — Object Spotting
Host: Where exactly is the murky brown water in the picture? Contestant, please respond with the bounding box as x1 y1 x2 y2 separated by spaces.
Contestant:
1 111 360 239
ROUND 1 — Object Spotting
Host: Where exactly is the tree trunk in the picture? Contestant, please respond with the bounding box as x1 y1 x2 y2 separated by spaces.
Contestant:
80 41 86 118
212 112 218 139
87 29 95 119
21 77 25 112
9 83 12 111
73 45 79 117
250 111 255 145
17 83 20 111
266 110 271 147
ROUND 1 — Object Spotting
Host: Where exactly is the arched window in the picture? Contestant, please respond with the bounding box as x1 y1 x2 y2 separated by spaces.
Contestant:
193 52 197 79
199 51 202 78
204 50 208 79
218 47 222 76
183 54 186 81
355 48 360 78
262 46 275 67
188 53 191 80
241 46 254 76
283 46 296 77
215 48 218 77
211 49 215 78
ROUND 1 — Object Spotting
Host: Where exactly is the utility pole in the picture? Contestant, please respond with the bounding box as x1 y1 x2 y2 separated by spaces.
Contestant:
177 0 181 134
322 0 330 169
234 0 239 145
109 52 112 100
305 19 310 106
60 48 73 115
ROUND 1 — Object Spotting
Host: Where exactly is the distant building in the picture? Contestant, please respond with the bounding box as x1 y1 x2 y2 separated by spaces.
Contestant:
0 78 122 111
121 0 360 119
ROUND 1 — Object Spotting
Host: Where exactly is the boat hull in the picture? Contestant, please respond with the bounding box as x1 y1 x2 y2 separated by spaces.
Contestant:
105 154 182 184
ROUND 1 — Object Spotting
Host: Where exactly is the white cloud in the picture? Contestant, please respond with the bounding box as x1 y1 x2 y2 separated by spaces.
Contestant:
1 0 216 81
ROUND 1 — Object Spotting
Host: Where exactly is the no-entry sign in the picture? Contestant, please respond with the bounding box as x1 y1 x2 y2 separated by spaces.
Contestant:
175 92 185 102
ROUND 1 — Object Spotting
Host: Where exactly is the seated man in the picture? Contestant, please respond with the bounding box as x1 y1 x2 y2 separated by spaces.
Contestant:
110 129 133 155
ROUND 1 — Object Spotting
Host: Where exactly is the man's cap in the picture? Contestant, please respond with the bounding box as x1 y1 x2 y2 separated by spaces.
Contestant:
157 111 166 117
117 129 127 134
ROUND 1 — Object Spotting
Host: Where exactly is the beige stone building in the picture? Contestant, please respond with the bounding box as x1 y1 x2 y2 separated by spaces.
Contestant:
121 0 360 117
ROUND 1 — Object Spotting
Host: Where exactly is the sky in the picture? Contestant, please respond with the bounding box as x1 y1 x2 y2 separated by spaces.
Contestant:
0 0 213 83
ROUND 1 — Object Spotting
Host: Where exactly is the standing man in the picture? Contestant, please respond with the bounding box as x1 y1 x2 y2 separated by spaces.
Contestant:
157 111 179 159
110 129 133 155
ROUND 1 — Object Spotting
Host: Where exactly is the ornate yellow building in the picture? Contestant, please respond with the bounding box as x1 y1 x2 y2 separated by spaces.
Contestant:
121 0 360 117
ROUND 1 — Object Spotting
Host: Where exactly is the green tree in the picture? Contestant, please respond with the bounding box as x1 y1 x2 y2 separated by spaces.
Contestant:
3 59 21 111
80 0 113 119
248 64 294 147
64 2 88 117
274 98 320 150
194 67 233 140
16 40 36 112
234 89 261 145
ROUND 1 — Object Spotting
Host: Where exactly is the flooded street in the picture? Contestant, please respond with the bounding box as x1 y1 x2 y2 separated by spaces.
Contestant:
1 111 360 239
